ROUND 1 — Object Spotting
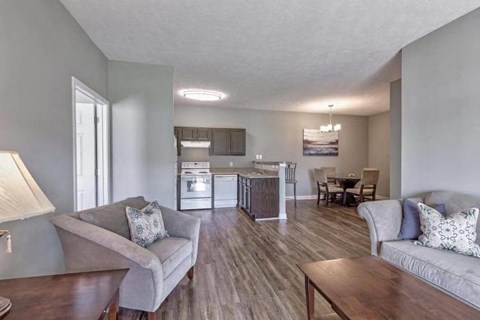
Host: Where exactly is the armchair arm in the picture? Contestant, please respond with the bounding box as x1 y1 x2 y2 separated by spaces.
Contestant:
357 200 403 256
51 214 165 312
51 214 161 271
160 206 201 264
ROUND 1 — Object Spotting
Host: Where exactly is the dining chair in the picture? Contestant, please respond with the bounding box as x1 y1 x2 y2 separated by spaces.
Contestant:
285 163 298 208
321 167 337 185
346 168 380 203
314 168 344 207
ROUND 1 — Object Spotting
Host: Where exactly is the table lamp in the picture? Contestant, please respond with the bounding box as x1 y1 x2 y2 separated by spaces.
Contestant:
0 150 55 314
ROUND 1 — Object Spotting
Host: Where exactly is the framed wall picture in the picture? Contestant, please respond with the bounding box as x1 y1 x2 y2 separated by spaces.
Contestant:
303 129 339 156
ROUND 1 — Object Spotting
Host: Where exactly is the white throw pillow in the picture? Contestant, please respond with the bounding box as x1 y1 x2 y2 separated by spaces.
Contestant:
126 200 169 248
415 203 480 258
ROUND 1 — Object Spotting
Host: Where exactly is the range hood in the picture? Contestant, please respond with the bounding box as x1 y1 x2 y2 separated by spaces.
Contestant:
181 141 211 148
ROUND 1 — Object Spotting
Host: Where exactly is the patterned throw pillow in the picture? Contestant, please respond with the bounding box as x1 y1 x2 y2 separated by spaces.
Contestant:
415 203 480 258
125 200 169 248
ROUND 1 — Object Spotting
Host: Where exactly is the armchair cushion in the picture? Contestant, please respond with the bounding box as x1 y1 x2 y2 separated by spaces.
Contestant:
148 237 193 278
126 201 169 248
78 196 148 238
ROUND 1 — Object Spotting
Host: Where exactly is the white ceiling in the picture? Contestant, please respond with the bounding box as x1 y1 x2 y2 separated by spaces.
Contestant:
60 0 480 115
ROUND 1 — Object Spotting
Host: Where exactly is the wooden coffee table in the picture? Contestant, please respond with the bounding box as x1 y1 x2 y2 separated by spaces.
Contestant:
0 269 128 320
298 256 480 320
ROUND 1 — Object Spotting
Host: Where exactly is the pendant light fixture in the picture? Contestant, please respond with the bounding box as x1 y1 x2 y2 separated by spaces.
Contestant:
320 105 341 133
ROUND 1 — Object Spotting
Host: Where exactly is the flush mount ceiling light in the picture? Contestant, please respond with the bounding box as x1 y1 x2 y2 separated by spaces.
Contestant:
180 89 224 101
320 105 341 133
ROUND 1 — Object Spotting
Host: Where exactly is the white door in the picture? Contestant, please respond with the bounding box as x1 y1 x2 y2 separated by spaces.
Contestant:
73 78 110 211
76 98 97 210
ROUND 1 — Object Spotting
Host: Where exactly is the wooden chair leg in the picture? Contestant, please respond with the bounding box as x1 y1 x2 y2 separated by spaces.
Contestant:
147 311 157 320
294 183 297 208
317 189 320 207
187 266 194 280
325 192 329 206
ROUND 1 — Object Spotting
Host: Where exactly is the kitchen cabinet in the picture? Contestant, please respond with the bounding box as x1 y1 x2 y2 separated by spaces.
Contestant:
210 128 246 156
195 128 210 141
210 129 230 155
174 126 246 156
180 127 211 141
237 175 279 220
229 129 246 155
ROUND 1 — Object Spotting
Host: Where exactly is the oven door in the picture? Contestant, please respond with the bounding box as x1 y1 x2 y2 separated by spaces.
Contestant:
180 175 212 199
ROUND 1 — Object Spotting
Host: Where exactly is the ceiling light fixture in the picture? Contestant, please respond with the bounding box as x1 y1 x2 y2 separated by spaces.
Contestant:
320 105 341 133
181 89 224 101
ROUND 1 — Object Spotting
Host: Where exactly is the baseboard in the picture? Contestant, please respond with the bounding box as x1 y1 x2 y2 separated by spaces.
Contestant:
286 194 390 201
286 195 317 200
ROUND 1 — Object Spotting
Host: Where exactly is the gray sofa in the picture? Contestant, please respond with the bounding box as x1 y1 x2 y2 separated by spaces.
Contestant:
51 197 201 319
358 191 480 309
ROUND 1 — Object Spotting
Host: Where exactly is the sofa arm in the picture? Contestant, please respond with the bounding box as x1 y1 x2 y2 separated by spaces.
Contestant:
357 200 403 256
160 206 201 264
51 214 161 271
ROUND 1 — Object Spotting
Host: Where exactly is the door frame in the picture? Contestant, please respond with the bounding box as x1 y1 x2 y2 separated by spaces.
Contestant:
72 77 111 211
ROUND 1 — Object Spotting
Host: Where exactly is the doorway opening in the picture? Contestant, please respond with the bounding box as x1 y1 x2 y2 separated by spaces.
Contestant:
72 77 110 211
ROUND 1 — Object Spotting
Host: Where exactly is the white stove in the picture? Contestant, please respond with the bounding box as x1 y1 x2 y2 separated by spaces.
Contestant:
179 162 212 210
180 161 211 176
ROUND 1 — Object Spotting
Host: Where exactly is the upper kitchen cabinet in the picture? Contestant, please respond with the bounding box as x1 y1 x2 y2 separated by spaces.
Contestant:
210 129 229 155
195 128 211 141
229 129 246 155
210 128 246 156
180 127 211 141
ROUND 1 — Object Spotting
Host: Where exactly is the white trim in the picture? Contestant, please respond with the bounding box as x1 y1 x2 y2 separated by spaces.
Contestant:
286 194 390 200
286 195 317 200
255 217 281 221
72 77 111 211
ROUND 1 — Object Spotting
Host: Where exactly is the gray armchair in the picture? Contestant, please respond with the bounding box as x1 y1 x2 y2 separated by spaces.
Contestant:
51 197 200 320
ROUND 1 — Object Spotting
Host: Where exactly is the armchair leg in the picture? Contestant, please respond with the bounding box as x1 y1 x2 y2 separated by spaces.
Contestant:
147 311 157 320
187 266 194 280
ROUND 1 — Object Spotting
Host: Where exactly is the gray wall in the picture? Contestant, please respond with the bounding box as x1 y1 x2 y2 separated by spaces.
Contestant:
368 112 390 197
109 61 176 208
175 105 369 197
390 79 402 199
402 8 480 197
0 0 107 278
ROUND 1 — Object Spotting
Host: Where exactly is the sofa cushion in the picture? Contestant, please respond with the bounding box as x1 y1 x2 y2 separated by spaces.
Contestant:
78 196 149 238
126 201 169 248
415 204 480 258
425 191 480 245
148 237 192 279
380 240 480 308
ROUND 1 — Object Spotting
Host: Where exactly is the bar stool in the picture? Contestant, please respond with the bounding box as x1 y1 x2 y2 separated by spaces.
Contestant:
286 163 298 207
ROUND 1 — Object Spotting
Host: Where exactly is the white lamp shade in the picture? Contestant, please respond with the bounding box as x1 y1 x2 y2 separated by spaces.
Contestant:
0 151 55 223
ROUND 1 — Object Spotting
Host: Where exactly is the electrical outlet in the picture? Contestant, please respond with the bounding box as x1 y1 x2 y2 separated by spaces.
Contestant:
229 161 233 167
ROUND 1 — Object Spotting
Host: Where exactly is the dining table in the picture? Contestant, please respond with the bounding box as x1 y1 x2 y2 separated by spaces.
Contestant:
328 176 361 206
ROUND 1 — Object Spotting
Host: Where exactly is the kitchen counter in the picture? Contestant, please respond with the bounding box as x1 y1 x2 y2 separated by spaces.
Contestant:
209 167 257 175
211 167 278 178
237 172 278 179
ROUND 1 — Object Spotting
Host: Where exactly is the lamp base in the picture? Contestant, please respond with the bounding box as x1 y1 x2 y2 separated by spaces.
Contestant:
0 296 12 316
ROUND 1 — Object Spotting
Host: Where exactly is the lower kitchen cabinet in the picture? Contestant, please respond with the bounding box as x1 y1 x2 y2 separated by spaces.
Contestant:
237 175 279 220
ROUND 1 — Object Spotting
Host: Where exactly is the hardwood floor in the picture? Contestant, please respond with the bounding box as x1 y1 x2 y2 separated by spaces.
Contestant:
119 200 370 320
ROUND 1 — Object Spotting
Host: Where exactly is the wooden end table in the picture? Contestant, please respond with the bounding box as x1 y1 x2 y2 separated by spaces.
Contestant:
0 269 128 320
298 256 480 320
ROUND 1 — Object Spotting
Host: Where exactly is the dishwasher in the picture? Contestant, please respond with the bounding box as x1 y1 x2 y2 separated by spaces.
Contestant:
214 175 238 208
